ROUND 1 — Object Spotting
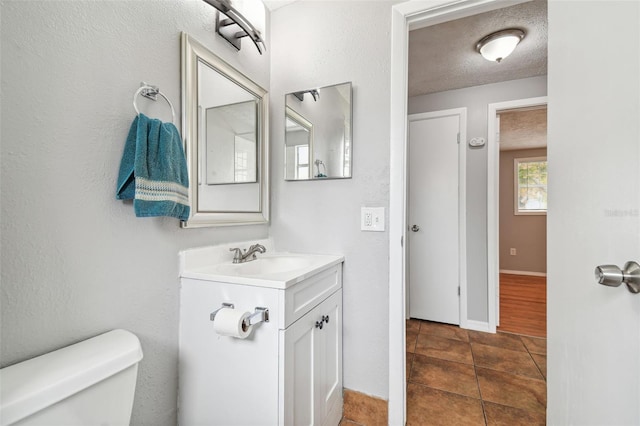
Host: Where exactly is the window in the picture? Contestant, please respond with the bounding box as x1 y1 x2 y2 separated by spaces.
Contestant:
515 157 547 214
234 150 248 181
295 145 309 179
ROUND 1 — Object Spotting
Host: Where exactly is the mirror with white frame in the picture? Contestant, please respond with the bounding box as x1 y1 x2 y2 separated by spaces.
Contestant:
284 82 352 180
181 33 269 227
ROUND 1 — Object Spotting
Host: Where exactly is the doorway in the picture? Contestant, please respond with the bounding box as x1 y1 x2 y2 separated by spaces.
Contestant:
489 102 548 337
487 96 547 337
391 1 640 425
388 0 546 423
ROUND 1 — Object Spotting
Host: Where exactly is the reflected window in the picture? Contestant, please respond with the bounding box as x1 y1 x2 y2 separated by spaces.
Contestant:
343 139 351 177
235 151 248 181
295 145 309 180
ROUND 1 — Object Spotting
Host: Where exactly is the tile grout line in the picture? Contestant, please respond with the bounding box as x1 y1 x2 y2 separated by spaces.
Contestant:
470 339 489 426
521 336 547 382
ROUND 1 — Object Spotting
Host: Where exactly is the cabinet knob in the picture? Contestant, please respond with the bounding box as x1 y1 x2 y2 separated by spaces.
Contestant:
315 320 323 330
322 315 330 324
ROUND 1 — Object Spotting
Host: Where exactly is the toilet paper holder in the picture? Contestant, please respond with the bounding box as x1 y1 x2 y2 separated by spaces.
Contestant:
209 303 270 325
247 307 270 325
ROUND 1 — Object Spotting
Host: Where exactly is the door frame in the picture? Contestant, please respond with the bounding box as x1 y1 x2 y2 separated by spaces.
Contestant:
487 96 548 332
388 0 533 423
407 108 467 328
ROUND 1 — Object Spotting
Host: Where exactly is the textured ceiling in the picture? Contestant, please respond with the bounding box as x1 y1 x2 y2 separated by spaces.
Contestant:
499 107 547 151
408 0 547 97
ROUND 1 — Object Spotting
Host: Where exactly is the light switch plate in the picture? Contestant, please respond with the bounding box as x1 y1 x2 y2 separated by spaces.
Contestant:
361 207 385 232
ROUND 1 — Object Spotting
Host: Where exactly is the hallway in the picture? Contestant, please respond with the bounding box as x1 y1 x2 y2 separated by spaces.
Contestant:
406 320 546 425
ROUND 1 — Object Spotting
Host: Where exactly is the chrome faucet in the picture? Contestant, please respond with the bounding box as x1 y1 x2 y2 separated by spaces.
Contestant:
229 244 267 264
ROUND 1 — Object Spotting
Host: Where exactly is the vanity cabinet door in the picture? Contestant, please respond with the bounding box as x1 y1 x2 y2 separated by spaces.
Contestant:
316 290 343 426
280 290 343 426
281 306 316 426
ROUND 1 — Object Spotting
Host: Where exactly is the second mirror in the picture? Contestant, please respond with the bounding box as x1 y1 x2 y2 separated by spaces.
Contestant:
285 82 352 181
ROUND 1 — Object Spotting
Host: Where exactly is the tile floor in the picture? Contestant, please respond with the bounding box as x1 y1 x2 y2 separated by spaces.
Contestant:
406 319 547 425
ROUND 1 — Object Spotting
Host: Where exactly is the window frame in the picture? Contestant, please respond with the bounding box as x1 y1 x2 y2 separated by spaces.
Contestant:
294 144 310 180
514 156 547 216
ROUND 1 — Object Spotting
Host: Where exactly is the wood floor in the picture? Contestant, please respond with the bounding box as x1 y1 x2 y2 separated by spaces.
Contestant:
497 273 546 338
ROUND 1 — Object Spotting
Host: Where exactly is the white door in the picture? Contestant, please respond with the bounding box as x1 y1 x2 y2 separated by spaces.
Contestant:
547 1 640 424
408 109 465 325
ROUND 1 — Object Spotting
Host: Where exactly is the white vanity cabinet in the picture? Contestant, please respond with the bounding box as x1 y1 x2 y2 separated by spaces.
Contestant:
178 253 343 426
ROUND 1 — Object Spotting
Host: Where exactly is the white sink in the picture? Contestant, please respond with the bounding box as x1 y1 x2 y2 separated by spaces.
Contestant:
181 252 344 289
212 256 315 276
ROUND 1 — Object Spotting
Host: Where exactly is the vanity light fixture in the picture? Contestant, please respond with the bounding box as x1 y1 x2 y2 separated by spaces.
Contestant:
476 29 525 63
203 0 266 54
293 89 319 102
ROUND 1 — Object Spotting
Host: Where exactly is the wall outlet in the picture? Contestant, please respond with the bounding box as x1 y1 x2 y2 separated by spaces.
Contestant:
510 248 517 256
364 211 373 227
361 207 385 232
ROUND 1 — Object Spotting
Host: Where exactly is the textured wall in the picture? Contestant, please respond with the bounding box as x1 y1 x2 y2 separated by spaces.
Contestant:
0 2 269 425
269 1 396 399
499 148 547 273
408 76 547 322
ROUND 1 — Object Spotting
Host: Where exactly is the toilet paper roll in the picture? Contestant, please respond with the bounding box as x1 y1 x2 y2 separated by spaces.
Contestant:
213 308 253 339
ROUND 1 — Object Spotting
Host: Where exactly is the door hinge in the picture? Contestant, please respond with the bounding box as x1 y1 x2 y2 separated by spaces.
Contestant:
458 286 460 296
457 133 460 144
401 236 404 247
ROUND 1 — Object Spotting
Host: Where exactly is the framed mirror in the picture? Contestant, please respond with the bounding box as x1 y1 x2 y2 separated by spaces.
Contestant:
284 82 352 181
181 33 269 227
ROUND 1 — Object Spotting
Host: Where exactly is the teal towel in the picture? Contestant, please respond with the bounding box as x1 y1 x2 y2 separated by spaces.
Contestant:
116 114 190 220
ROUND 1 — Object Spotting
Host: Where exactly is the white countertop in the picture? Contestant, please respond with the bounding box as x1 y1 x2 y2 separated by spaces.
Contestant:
180 252 344 289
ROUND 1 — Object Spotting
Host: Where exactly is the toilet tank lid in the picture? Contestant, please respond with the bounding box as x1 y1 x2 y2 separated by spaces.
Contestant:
0 329 143 426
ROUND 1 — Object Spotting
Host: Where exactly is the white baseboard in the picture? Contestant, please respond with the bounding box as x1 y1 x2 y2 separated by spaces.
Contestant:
463 320 492 333
500 269 547 277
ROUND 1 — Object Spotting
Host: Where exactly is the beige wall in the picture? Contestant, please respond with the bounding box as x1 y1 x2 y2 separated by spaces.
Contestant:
499 147 547 273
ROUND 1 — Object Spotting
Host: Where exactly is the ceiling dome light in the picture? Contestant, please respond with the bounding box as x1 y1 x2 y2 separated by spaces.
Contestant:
476 29 525 63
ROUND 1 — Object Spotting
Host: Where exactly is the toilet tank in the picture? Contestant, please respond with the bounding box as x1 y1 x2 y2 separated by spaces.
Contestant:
0 329 143 426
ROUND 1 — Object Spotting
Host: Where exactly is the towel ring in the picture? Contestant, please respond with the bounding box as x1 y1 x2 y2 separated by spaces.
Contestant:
133 83 176 124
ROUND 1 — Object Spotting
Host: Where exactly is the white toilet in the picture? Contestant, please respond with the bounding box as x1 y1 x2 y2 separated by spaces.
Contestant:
0 329 143 426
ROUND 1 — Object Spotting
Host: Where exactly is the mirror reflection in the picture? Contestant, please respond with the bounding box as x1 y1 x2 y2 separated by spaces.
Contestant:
181 33 269 227
285 107 313 180
202 97 257 184
284 82 352 180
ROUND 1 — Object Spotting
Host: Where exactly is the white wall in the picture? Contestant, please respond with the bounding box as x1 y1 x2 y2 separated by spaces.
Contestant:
408 76 547 322
270 1 396 399
0 2 270 424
